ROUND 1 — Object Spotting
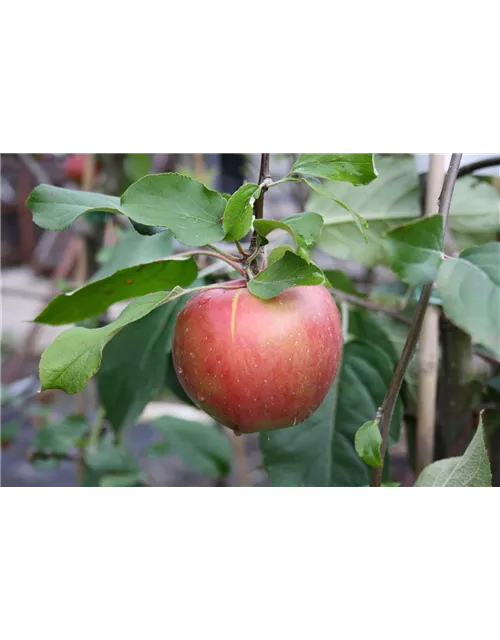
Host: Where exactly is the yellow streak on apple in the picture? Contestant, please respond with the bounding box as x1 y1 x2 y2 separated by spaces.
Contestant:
230 289 243 342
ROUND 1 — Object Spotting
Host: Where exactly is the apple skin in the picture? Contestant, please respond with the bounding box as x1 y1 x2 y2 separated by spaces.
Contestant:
62 154 101 183
172 284 343 434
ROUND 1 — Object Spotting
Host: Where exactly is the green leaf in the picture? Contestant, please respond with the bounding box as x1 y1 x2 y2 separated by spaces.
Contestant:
33 415 88 455
355 421 382 468
437 243 500 358
27 185 123 230
348 309 400 367
290 153 378 186
100 473 144 487
144 417 232 477
260 340 403 486
323 270 364 296
247 252 326 300
303 178 368 239
85 435 139 478
384 215 444 285
130 220 168 236
415 414 492 487
282 212 324 247
35 258 197 326
312 155 500 267
254 212 324 257
92 228 173 281
98 297 186 435
164 352 196 406
267 245 295 266
222 183 260 241
120 173 226 246
39 287 194 394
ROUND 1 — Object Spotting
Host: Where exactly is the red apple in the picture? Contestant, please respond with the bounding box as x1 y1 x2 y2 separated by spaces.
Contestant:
62 154 101 183
172 284 343 434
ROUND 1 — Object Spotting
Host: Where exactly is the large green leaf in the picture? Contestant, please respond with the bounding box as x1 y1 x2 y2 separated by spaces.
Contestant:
120 173 226 246
247 252 326 300
223 183 260 241
26 185 123 230
39 288 193 394
415 414 492 487
348 309 400 368
437 243 500 358
367 311 420 414
92 229 174 281
144 416 232 477
97 297 186 435
384 215 444 285
290 154 378 186
35 258 197 325
312 155 500 267
260 339 403 487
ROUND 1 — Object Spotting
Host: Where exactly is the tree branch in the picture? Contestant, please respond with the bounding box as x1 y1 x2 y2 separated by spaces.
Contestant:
329 288 412 324
248 154 271 276
457 156 500 178
370 153 463 487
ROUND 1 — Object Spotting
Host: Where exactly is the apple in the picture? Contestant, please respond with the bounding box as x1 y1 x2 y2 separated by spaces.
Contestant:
62 154 101 183
172 283 343 434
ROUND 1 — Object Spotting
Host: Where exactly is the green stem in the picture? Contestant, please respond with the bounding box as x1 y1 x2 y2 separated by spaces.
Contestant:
234 239 248 257
205 244 243 262
267 177 294 189
89 405 106 448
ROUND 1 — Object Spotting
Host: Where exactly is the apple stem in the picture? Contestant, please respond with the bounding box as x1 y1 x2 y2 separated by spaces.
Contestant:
177 249 247 277
370 154 463 488
248 154 271 276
